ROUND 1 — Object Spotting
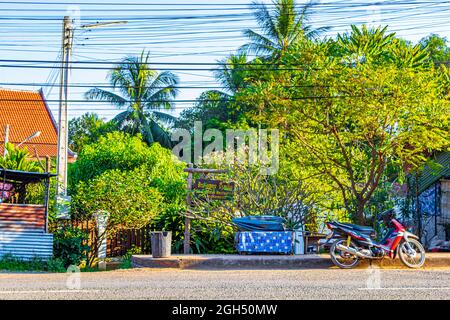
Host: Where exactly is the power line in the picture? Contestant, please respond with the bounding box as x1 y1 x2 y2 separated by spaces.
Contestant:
0 94 390 105
0 1 446 6
0 82 327 89
0 63 333 71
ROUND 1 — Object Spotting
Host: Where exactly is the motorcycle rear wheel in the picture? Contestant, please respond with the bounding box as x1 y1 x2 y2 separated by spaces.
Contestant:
330 239 360 269
398 239 426 268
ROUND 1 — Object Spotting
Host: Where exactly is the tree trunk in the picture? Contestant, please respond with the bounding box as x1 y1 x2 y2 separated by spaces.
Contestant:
355 201 366 225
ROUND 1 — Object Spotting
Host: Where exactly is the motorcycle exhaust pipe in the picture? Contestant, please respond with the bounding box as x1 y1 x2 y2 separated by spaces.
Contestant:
336 244 372 259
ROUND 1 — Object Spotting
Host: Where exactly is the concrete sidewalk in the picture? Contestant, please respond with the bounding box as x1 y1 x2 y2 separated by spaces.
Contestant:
132 253 450 269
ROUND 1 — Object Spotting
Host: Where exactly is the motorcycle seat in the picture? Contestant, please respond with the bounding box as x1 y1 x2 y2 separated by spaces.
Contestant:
334 222 374 233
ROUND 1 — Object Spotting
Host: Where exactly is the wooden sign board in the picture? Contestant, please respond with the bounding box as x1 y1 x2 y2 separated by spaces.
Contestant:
192 178 235 200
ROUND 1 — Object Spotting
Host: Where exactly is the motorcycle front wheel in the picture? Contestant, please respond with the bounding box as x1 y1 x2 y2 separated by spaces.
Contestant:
330 239 360 269
398 239 426 268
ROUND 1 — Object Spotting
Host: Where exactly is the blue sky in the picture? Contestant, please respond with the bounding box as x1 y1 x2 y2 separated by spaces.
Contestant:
0 0 449 121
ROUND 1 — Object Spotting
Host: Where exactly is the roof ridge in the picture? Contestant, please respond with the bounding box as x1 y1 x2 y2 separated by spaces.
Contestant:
0 87 41 94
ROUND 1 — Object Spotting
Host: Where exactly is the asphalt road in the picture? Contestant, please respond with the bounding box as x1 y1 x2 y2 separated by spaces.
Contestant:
0 268 450 300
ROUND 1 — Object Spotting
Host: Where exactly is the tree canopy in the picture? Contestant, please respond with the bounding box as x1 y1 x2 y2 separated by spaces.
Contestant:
235 29 450 223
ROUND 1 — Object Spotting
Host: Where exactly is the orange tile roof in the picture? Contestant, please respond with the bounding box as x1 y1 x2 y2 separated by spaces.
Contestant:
0 88 76 161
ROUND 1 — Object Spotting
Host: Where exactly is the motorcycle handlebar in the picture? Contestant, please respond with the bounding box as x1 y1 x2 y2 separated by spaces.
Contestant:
377 208 396 222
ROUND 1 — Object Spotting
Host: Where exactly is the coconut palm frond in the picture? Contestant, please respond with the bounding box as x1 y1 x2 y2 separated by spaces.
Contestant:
241 29 278 56
243 0 325 58
112 110 132 126
304 25 331 40
214 53 249 93
85 88 127 107
148 71 179 96
141 117 173 148
251 1 279 42
152 111 177 126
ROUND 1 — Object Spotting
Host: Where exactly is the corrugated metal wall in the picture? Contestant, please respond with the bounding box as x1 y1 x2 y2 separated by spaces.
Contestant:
0 231 53 260
0 204 46 232
418 152 450 194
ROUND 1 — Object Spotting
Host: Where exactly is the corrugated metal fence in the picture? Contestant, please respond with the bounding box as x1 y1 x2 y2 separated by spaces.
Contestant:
0 231 53 260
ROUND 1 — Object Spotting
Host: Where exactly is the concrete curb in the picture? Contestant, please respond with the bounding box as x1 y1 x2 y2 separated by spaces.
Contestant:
132 253 450 270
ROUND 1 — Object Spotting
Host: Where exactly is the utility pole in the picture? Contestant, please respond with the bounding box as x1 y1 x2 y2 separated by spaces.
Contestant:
56 16 73 198
3 124 9 157
54 17 127 217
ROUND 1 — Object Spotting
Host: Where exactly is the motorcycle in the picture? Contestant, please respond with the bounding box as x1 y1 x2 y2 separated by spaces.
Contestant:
324 209 426 269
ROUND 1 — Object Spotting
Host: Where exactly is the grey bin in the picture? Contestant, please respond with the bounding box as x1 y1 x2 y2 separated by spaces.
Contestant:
150 231 172 258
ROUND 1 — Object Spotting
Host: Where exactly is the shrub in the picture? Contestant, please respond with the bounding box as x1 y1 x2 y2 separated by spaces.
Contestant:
72 167 164 235
119 245 142 269
53 226 91 268
45 258 66 273
0 254 66 273
69 131 186 192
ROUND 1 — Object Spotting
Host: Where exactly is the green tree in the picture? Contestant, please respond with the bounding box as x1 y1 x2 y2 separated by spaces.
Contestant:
69 131 185 193
236 41 450 224
176 53 252 131
85 51 179 148
68 113 116 153
420 34 450 63
335 25 396 64
72 167 163 233
241 0 328 59
335 25 429 69
70 132 187 257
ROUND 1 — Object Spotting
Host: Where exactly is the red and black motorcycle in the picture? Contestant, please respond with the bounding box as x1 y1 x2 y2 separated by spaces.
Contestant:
325 209 426 269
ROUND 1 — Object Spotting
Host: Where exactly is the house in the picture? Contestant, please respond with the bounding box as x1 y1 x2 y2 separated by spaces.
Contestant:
416 151 450 249
0 88 76 162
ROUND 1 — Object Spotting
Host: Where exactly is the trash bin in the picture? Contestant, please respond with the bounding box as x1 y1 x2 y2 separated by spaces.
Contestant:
150 231 172 258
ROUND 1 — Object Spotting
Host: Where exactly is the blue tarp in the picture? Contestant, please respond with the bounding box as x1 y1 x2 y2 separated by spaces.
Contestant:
232 215 286 231
235 231 293 254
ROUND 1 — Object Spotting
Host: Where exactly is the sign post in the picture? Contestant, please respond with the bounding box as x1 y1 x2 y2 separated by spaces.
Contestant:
183 166 232 254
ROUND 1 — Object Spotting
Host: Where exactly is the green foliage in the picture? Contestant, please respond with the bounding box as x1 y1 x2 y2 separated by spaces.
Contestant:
45 258 67 273
152 202 235 254
191 220 235 254
334 25 431 68
152 203 186 252
53 226 91 268
241 0 328 59
119 245 142 269
72 167 164 233
85 51 179 148
0 254 66 273
69 131 184 191
176 54 256 132
0 143 43 172
69 112 117 153
419 34 450 63
70 132 186 244
235 36 450 223
336 25 396 64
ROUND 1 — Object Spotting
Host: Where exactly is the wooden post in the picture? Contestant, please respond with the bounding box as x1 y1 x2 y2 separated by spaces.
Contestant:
184 163 193 254
45 155 51 172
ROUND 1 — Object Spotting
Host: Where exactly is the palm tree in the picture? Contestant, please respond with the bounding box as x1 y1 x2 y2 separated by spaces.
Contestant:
214 53 250 96
336 25 430 68
85 51 179 148
175 53 250 129
241 0 329 59
336 25 396 64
